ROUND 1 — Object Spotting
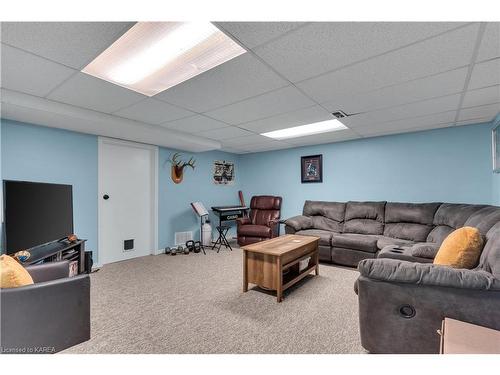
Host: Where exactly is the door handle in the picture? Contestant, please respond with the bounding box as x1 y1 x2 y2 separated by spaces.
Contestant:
103 194 110 200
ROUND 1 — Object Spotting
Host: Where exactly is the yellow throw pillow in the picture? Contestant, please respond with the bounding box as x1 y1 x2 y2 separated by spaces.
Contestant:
434 226 484 269
0 254 34 288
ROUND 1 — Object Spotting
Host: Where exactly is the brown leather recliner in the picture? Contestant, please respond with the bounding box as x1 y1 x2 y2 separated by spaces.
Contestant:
237 195 282 246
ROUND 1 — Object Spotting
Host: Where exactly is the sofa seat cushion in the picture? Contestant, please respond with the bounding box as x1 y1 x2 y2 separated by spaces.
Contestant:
332 234 379 253
237 224 271 238
434 227 484 269
376 236 414 250
296 229 334 246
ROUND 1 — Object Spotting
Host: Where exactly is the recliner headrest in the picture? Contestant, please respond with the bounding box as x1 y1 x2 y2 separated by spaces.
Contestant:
250 195 282 210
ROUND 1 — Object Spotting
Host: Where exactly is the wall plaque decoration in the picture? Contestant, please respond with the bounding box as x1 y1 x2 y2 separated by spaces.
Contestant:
301 154 323 183
168 152 196 184
213 160 235 185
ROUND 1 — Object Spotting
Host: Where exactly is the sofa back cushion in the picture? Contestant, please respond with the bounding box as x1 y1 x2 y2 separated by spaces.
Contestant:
464 206 500 236
478 221 500 277
249 195 282 227
384 202 441 242
427 203 486 244
343 201 385 235
303 201 345 232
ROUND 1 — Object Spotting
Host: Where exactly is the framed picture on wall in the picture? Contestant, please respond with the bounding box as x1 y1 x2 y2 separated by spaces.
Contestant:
301 154 323 183
494 123 500 173
213 160 235 185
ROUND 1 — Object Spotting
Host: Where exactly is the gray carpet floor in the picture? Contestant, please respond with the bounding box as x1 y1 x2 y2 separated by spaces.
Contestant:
64 246 364 354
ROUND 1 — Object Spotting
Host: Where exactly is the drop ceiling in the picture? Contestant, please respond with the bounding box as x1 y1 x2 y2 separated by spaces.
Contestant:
1 21 499 154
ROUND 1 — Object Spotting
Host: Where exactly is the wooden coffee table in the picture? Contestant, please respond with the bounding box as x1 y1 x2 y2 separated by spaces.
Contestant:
241 234 320 302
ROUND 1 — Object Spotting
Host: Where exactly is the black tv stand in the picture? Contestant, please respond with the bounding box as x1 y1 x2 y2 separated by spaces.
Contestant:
22 239 87 274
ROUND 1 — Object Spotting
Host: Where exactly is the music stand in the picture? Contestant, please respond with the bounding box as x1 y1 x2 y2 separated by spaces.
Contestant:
190 202 209 253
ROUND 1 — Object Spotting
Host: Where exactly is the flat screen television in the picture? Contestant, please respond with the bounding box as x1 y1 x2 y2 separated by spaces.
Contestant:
3 180 74 254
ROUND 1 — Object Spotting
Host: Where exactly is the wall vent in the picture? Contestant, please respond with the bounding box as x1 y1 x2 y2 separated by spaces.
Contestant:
123 239 134 252
174 231 193 245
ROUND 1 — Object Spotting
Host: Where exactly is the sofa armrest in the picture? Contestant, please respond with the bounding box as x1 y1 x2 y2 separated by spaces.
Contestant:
284 215 312 231
0 274 90 353
410 243 439 259
236 217 251 226
267 219 280 227
25 260 70 283
358 258 500 290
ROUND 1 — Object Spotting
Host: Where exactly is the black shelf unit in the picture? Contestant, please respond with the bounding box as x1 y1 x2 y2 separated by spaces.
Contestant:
22 239 87 274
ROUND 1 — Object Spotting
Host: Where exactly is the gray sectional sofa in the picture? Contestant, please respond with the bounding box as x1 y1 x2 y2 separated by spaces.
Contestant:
284 201 500 267
285 200 500 353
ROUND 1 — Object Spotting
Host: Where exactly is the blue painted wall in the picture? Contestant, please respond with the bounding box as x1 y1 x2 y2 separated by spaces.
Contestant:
0 119 242 258
158 148 241 249
240 122 495 221
2 117 497 260
1 120 99 256
493 114 500 206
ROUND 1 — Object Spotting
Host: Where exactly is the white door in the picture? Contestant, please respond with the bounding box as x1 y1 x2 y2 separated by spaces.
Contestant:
98 138 158 265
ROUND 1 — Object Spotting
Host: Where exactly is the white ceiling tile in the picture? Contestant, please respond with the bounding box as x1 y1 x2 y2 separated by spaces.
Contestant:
298 24 479 104
254 22 470 82
204 85 315 125
322 67 468 114
476 22 500 62
1 22 134 69
455 117 494 126
216 22 307 49
360 123 456 138
198 126 253 140
47 72 145 113
219 146 247 154
161 115 228 133
239 105 333 133
462 85 500 108
468 58 500 90
343 94 461 128
241 141 295 153
458 103 500 121
354 111 457 136
154 53 288 112
1 44 76 97
113 98 194 124
222 134 272 147
285 129 360 146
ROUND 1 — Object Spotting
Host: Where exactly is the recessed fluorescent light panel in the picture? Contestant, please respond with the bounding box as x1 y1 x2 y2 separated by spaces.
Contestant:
82 22 246 96
261 119 348 140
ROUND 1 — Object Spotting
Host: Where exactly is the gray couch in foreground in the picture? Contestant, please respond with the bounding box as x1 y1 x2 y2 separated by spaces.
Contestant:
356 220 500 353
285 200 500 353
0 261 90 353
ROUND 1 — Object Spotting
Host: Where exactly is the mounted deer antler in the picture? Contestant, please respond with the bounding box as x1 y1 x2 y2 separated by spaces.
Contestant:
168 152 196 184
